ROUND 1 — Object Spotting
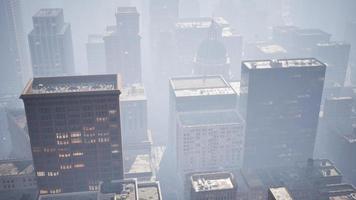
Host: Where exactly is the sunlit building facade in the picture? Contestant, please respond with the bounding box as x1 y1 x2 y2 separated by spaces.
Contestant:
20 74 123 194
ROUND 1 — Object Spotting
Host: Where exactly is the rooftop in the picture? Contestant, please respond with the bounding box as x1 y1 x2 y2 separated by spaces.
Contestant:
127 154 152 175
137 182 162 200
257 44 287 54
295 28 331 37
317 41 350 47
229 81 240 95
243 58 325 69
0 160 34 176
178 110 243 126
191 172 235 192
38 191 97 200
34 8 63 17
330 193 356 200
116 7 138 14
100 179 138 200
120 84 146 101
21 74 120 96
170 75 235 97
176 17 229 30
269 187 294 200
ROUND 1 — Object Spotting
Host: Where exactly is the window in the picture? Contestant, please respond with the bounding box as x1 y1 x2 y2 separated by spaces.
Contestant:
37 171 45 177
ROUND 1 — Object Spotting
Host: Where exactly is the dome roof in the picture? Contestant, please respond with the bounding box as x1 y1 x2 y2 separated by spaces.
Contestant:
196 39 227 64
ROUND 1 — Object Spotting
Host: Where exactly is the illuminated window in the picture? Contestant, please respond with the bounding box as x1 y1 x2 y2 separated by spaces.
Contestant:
70 132 81 138
37 172 45 177
48 171 59 176
74 164 85 168
73 152 83 156
60 165 72 170
109 110 117 115
71 138 82 144
40 190 48 195
89 185 98 191
58 153 70 158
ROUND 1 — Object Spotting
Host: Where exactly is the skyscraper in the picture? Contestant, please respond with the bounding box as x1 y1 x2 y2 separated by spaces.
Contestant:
20 74 123 194
86 34 106 75
28 8 75 77
312 42 350 87
176 110 244 174
150 0 179 42
240 58 326 169
104 7 142 85
0 0 29 95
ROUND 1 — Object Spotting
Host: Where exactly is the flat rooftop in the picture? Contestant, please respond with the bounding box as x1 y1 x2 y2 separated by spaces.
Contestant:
127 154 152 175
317 41 350 47
120 84 146 101
295 28 331 37
38 191 97 200
243 58 325 69
170 75 235 97
0 160 34 176
117 7 138 14
176 17 229 29
34 8 62 17
257 44 287 54
178 110 243 126
269 187 293 200
22 74 119 95
229 81 240 95
191 172 235 192
138 182 162 200
330 193 356 200
100 179 138 200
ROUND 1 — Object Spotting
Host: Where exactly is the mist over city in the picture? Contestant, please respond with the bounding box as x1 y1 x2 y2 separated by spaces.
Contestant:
1 0 356 199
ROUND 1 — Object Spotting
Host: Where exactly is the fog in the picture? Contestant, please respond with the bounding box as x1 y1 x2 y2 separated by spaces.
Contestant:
1 0 356 199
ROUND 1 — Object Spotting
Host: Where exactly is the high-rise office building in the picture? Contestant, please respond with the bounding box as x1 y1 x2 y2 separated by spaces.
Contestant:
240 58 326 169
150 0 179 42
86 34 106 75
0 0 29 95
313 42 350 87
104 7 141 85
169 75 238 150
28 8 75 77
169 75 240 199
176 110 244 175
20 74 123 194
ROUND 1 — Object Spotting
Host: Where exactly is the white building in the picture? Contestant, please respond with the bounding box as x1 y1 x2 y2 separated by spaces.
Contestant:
176 110 245 174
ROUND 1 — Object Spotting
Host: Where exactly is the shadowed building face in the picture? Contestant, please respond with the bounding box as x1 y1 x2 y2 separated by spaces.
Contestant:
20 74 123 194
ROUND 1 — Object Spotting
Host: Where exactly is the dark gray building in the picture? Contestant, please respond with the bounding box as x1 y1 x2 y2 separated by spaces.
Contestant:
312 42 350 87
20 74 123 194
0 0 29 95
28 8 75 77
240 58 326 169
104 7 141 85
